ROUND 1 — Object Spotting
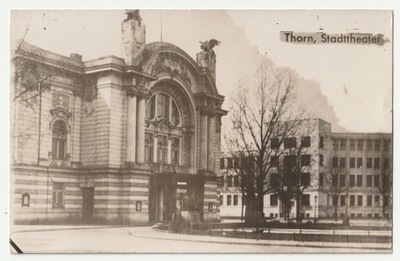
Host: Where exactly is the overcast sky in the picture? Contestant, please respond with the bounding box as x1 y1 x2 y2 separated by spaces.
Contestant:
11 10 392 133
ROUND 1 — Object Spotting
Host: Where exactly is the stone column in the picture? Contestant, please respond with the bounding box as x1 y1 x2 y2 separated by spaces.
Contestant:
126 95 137 162
207 115 215 171
153 134 158 163
200 113 208 170
167 137 172 164
136 97 146 163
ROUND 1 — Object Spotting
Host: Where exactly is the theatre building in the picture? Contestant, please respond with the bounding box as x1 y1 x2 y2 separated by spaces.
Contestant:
11 11 227 224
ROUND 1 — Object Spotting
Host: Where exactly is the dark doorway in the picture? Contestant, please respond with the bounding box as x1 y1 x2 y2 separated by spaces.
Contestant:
82 188 94 222
149 174 204 222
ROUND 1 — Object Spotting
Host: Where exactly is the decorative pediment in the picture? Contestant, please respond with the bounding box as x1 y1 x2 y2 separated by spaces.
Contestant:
50 106 72 119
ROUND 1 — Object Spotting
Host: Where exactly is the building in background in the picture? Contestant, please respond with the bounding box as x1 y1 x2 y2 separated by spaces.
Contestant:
219 119 392 221
11 10 227 225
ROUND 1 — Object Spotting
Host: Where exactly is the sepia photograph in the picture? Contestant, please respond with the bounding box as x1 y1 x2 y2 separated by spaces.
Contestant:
8 9 392 254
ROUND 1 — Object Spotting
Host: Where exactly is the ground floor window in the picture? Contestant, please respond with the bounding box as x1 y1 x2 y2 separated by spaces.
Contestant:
52 182 65 208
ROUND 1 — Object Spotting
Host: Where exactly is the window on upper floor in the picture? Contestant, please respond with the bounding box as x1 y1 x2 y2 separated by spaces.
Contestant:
301 194 310 206
349 139 356 151
374 140 381 152
301 136 310 147
301 173 311 186
145 133 154 163
384 140 391 151
319 136 324 149
171 137 180 165
284 137 296 149
270 194 278 206
357 139 363 151
146 93 181 126
271 138 280 149
52 120 67 160
332 139 338 150
374 158 380 169
301 155 311 166
367 140 373 151
339 139 346 151
350 157 355 168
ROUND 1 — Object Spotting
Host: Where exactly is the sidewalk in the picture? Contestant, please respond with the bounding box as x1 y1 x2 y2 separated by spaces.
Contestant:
10 225 114 233
129 226 392 251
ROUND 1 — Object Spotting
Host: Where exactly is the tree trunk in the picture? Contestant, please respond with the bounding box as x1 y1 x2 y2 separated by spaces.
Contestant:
295 195 301 223
333 195 338 221
244 192 265 227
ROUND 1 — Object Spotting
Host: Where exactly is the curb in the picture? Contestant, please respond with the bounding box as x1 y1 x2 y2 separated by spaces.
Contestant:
11 225 120 234
129 228 392 251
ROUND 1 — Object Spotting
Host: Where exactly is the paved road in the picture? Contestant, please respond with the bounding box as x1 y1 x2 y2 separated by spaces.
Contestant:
10 226 391 253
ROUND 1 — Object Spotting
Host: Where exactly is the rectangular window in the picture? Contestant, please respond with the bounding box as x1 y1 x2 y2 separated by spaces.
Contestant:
227 176 233 187
374 140 381 151
367 195 372 206
357 139 363 151
227 158 233 168
374 158 380 169
270 173 280 187
349 139 356 151
270 195 278 206
383 158 389 169
333 139 338 150
145 133 154 163
357 158 363 168
332 157 338 168
157 135 168 164
374 175 379 187
340 175 346 187
219 195 223 206
332 175 338 187
271 138 280 149
374 195 380 206
319 154 324 167
301 173 311 186
220 158 225 169
384 196 389 207
350 158 355 168
339 139 346 151
301 194 310 206
52 182 64 208
384 140 390 151
271 156 279 168
136 201 142 211
208 203 214 211
339 157 346 168
233 176 239 187
367 140 373 151
319 173 324 186
357 175 362 187
301 136 311 147
357 195 363 206
340 195 346 206
349 175 355 187
301 155 311 166
227 195 232 206
233 157 240 168
367 175 372 187
350 195 355 206
171 137 180 165
157 93 170 119
233 195 239 206
319 136 324 149
367 158 372 168
284 137 296 149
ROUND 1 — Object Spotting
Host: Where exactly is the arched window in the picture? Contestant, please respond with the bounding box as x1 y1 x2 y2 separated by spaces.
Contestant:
52 120 67 160
146 93 181 126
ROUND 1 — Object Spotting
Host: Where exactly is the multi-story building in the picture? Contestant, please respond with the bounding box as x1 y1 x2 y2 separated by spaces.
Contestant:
219 119 392 221
11 11 227 225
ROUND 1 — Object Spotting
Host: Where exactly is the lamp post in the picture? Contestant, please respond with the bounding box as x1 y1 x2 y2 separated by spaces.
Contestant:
314 195 318 221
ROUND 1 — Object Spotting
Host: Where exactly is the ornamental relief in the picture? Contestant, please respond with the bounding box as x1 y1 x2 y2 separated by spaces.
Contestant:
150 53 193 88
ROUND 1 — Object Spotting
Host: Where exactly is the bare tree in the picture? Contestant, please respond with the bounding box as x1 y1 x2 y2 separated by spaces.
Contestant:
374 159 392 219
321 157 347 221
224 58 306 226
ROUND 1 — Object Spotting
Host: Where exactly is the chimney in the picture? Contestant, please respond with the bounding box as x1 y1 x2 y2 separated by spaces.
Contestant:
70 53 82 62
121 10 146 66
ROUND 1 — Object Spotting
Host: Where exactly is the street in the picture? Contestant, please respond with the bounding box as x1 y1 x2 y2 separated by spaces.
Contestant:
10 226 391 253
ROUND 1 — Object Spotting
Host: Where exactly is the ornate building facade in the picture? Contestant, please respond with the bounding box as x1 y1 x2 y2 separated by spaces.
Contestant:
11 11 227 224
